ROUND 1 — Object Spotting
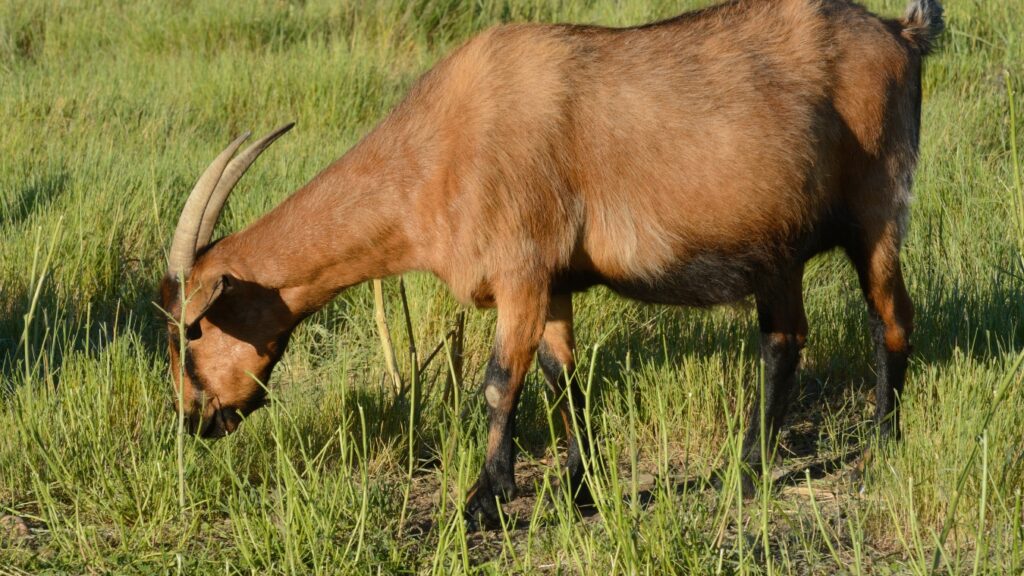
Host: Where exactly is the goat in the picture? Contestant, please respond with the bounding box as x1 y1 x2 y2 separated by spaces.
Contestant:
160 0 943 528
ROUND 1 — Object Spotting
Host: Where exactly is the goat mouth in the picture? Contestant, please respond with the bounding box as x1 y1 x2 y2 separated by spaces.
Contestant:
198 412 221 438
196 407 241 439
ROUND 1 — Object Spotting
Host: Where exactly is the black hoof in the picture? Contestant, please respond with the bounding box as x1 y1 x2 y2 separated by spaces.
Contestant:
535 476 596 527
571 480 595 508
464 475 515 531
553 476 594 509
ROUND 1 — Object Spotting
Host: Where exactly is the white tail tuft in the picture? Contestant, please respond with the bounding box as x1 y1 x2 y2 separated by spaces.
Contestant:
902 0 944 55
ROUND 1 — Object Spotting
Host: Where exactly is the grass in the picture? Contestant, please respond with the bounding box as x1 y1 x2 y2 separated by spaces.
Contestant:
1 0 1023 573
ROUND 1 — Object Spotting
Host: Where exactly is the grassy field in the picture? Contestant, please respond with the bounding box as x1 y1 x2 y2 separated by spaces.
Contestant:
2 0 1024 573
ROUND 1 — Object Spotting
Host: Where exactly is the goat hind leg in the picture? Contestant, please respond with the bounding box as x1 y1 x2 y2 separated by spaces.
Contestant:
851 231 914 442
842 223 913 487
736 268 807 497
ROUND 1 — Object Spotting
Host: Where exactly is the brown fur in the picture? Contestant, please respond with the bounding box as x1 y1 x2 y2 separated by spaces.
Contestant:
162 0 942 520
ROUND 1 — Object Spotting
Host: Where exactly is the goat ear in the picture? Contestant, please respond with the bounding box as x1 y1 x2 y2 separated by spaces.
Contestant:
182 273 235 327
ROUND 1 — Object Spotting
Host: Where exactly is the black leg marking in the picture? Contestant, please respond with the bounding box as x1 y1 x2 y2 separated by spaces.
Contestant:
869 311 910 441
738 332 802 496
482 353 517 499
466 351 520 529
724 273 806 498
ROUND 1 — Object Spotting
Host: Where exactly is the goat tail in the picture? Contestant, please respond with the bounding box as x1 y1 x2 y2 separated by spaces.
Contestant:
901 0 944 55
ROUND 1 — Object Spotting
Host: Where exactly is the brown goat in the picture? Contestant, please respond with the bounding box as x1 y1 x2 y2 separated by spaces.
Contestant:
161 0 943 528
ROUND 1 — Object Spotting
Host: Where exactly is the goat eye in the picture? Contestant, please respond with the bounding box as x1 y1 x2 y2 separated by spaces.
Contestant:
185 323 203 341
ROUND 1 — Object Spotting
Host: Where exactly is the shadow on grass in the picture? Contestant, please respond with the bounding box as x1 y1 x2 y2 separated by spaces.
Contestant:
0 168 68 227
0 279 158 393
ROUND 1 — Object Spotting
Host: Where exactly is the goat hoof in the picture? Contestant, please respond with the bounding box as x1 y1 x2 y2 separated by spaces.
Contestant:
464 477 509 531
464 495 501 532
552 476 594 510
570 481 595 508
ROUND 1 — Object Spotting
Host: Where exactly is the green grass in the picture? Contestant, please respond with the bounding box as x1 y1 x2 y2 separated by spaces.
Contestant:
2 0 1024 573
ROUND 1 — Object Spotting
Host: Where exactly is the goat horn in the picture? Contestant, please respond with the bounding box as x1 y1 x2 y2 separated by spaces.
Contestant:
167 131 251 279
196 122 296 249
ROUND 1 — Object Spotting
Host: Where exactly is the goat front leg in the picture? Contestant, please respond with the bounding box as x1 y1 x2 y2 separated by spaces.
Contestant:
465 285 548 530
537 293 593 506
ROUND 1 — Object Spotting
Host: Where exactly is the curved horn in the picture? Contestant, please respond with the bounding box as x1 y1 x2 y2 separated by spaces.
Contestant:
168 131 251 279
196 122 296 249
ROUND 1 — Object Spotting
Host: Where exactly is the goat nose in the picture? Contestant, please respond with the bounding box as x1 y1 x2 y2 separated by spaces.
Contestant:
198 417 226 439
197 409 242 439
183 412 205 436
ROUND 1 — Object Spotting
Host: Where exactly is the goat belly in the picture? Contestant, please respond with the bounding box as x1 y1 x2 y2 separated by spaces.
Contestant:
600 252 766 307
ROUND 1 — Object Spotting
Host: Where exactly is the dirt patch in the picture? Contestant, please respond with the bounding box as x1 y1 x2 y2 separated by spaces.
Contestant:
0 515 31 542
